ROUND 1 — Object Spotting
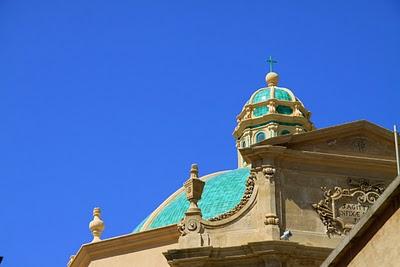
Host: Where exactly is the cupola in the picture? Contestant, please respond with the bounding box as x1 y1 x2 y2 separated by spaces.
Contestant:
234 62 314 167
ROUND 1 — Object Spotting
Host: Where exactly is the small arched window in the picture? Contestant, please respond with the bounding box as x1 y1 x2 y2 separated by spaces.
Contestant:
256 132 266 143
281 130 291 135
241 141 247 148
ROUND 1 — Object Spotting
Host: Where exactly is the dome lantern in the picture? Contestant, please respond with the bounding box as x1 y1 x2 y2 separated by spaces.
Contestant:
234 59 314 167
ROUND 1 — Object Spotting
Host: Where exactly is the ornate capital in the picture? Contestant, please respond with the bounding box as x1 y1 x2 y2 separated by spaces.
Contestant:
263 166 276 182
264 214 279 225
267 123 279 131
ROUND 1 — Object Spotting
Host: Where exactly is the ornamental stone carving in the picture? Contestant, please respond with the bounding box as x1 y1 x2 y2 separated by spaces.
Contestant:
89 207 104 243
293 103 302 117
352 137 367 153
312 178 384 237
264 214 279 225
178 164 210 248
268 100 276 114
245 106 253 119
294 126 304 134
267 123 279 137
263 166 276 182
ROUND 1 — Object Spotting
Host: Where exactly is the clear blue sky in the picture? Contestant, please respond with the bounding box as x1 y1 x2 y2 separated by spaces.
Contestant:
0 1 399 266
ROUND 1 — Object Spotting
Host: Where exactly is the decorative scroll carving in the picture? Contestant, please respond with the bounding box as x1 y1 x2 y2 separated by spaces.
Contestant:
208 172 256 221
178 218 203 236
312 178 384 237
244 106 253 119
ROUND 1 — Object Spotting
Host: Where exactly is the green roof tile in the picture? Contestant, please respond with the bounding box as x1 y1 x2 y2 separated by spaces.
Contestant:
136 168 250 231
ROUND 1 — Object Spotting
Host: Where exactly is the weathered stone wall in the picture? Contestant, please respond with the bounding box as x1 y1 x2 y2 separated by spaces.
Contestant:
279 162 393 248
88 243 177 267
348 209 400 266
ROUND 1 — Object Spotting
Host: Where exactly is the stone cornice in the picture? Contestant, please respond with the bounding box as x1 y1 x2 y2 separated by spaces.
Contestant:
241 145 396 173
234 114 312 138
255 120 394 147
70 225 179 267
164 240 332 266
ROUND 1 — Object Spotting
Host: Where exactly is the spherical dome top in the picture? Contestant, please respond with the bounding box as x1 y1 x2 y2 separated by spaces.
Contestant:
265 71 279 86
134 168 250 232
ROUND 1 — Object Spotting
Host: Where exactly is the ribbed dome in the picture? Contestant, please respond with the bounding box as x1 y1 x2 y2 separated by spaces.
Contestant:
234 70 314 168
134 168 250 232
250 87 294 103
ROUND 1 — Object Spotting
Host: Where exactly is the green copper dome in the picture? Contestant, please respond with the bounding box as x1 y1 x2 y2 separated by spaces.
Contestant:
134 168 250 232
274 88 292 101
250 86 294 104
252 88 272 103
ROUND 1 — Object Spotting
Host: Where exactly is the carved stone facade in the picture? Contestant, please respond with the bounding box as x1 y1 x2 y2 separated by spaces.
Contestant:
312 178 385 237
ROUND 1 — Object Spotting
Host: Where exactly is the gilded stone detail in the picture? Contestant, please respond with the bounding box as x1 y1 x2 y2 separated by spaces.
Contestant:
312 178 385 237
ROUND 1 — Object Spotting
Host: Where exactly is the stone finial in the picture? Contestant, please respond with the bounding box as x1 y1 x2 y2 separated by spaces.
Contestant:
189 163 199 179
184 164 205 215
89 207 104 242
179 164 209 248
266 72 279 87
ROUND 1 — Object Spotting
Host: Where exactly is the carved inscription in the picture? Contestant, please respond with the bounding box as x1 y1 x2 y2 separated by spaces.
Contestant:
312 178 384 237
338 203 368 224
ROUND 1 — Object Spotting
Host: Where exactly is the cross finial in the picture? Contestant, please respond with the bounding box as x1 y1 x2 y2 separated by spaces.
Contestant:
266 56 277 72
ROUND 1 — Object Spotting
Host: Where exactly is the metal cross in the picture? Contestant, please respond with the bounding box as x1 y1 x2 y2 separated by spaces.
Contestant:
266 56 277 72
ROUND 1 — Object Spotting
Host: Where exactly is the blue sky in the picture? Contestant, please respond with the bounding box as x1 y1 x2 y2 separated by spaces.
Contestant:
0 1 399 266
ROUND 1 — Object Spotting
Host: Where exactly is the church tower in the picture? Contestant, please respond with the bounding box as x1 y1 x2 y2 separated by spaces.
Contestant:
234 66 314 167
